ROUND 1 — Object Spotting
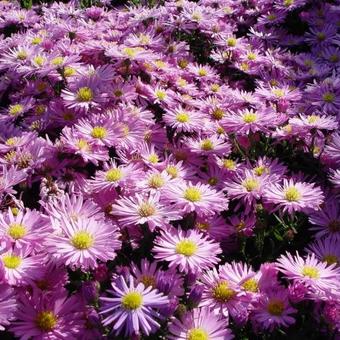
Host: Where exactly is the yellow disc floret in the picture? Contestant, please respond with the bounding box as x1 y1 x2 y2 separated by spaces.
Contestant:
284 187 301 202
188 328 208 340
121 292 143 310
184 187 202 202
3 255 21 269
71 231 93 250
76 87 93 102
175 239 198 256
212 281 235 302
35 311 58 332
106 168 122 182
267 299 284 316
302 266 319 279
8 223 26 240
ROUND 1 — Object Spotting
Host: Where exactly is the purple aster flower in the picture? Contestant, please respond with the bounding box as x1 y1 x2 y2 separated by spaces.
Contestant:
168 307 234 340
306 236 340 267
309 196 340 240
162 180 228 216
11 289 84 339
251 288 297 331
100 275 168 337
111 192 180 231
263 178 324 215
45 215 121 270
0 284 16 330
276 252 340 298
153 228 221 274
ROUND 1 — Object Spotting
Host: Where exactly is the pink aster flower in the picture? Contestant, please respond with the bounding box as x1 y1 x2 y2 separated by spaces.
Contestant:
187 135 231 157
330 169 340 189
194 215 232 241
225 169 268 213
276 252 340 298
111 192 180 231
221 108 278 135
130 258 184 297
309 196 340 240
100 275 168 337
0 284 16 330
199 267 248 321
11 289 84 339
251 288 296 331
153 228 221 274
168 307 234 340
61 77 106 113
306 236 340 267
0 165 26 197
163 106 204 133
0 208 50 252
88 160 140 194
45 216 121 270
324 132 340 165
0 246 44 286
162 180 228 216
263 178 324 214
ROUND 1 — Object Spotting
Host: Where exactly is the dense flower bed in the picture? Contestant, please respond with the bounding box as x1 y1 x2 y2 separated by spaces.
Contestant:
0 0 339 339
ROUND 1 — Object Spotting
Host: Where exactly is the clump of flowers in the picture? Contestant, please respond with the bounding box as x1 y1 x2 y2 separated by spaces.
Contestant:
0 0 339 339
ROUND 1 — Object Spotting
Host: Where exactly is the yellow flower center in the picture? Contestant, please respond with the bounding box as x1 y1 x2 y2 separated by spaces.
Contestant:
33 55 45 66
106 168 122 182
242 178 259 192
328 220 340 232
77 87 93 102
307 115 319 124
148 174 165 188
2 255 21 269
208 177 218 186
71 231 93 250
122 47 138 58
212 108 224 120
8 223 26 240
35 311 57 331
316 32 326 41
31 37 42 45
254 165 268 176
16 50 27 60
284 0 294 7
322 92 335 103
148 153 159 164
329 54 339 63
114 89 123 97
51 56 64 66
227 37 237 47
267 14 277 21
247 52 257 60
284 187 301 202
63 66 76 77
166 165 178 178
177 78 187 87
139 275 156 288
5 137 17 146
121 292 143 310
267 299 284 316
9 104 24 116
243 111 257 123
196 222 210 231
211 84 220 92
283 124 292 133
223 159 236 170
198 68 207 77
155 89 167 101
212 281 235 302
175 239 198 256
188 328 208 340
200 139 214 151
242 278 258 292
240 62 249 71
322 254 338 266
184 187 202 202
91 126 107 139
138 202 156 217
178 59 189 69
154 60 166 69
176 112 190 123
302 266 319 279
272 88 285 98
77 139 89 150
